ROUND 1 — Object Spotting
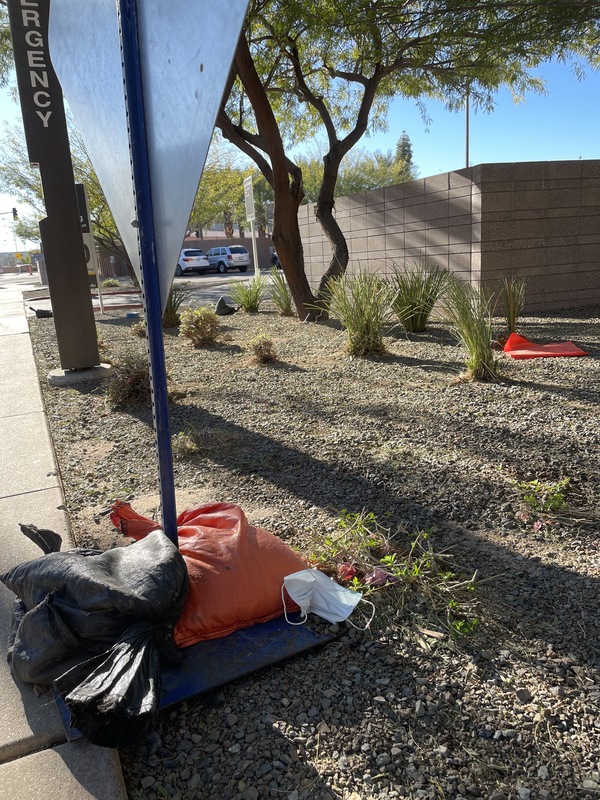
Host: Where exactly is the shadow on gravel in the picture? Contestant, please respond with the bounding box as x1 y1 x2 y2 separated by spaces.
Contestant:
511 378 600 405
386 327 458 347
162 401 599 672
365 351 463 372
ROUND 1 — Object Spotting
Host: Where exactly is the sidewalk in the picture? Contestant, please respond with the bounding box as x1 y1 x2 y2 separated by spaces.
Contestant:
0 274 127 799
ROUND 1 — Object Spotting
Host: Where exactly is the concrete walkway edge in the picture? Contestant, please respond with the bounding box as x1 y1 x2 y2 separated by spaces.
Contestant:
0 275 127 799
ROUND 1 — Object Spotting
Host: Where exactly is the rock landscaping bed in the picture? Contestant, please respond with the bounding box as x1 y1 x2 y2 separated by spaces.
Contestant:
28 303 599 800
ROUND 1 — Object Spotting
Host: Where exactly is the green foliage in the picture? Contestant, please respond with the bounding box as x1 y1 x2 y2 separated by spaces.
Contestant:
389 258 451 333
0 9 13 88
102 278 121 288
321 272 396 356
130 320 146 338
179 306 220 347
228 274 269 313
105 352 150 409
189 134 274 237
305 509 480 635
518 478 570 513
248 331 277 363
309 509 391 569
162 284 194 328
298 136 417 204
499 275 526 334
171 430 200 459
448 616 480 638
441 279 500 381
269 267 294 316
0 118 133 275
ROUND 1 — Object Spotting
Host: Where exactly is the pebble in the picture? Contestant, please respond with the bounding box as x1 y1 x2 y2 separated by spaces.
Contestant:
538 765 550 780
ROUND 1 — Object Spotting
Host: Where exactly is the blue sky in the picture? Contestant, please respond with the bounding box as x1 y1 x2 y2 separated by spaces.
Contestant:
1 58 599 251
364 59 600 177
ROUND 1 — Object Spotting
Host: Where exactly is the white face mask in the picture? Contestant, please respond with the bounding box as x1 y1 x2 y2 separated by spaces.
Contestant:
282 569 374 629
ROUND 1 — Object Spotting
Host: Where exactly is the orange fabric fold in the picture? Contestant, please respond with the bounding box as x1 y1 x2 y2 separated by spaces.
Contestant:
111 502 307 647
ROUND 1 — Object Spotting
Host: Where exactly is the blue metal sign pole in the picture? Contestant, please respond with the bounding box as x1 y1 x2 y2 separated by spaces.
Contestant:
117 0 178 545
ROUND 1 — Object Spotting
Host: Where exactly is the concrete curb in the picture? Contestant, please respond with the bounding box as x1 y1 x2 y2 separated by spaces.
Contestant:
0 275 127 799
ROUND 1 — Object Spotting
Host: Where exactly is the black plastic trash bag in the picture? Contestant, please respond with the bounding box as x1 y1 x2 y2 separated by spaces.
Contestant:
54 621 161 748
1 529 188 746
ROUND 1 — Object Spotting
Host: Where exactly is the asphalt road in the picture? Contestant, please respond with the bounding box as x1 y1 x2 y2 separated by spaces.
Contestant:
1 267 264 314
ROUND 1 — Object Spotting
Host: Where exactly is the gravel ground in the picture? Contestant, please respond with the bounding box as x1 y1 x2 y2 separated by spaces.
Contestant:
27 301 599 800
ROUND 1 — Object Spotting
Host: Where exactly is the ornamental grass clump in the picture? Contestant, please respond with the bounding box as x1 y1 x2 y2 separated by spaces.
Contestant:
322 271 396 356
440 278 500 381
499 275 526 334
179 306 219 347
162 283 194 328
269 267 294 316
389 258 451 332
228 274 268 313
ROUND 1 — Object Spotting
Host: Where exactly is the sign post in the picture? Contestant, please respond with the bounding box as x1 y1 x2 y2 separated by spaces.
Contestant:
243 175 260 273
7 0 100 371
76 184 104 314
48 0 250 545
116 0 177 542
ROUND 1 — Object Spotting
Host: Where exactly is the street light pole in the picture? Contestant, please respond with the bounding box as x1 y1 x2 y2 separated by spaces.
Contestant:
465 86 470 170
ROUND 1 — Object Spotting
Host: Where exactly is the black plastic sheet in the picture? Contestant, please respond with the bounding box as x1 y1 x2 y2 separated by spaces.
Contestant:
1 529 188 746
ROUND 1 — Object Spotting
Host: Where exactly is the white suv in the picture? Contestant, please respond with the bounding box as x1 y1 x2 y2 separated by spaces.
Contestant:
176 249 210 276
205 246 250 273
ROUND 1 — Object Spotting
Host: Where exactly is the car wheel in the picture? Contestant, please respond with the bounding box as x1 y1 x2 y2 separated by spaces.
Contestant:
239 266 248 273
218 262 228 274
175 265 183 276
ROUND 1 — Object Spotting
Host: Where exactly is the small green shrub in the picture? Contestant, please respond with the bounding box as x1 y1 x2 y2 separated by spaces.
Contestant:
162 283 194 328
269 267 294 316
102 278 121 288
389 258 451 332
321 271 396 356
179 306 219 346
248 331 277 363
228 275 269 313
172 430 199 458
500 275 526 334
131 320 146 338
105 351 150 409
518 477 569 512
440 278 500 381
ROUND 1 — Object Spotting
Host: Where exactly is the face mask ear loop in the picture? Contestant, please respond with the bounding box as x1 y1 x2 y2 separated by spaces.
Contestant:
282 584 308 625
345 598 376 630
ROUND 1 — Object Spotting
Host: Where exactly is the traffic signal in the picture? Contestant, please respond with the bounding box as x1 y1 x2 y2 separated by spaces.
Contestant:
12 208 18 220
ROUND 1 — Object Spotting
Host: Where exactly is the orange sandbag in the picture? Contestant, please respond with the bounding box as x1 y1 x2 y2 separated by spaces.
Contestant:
503 332 589 359
110 502 308 648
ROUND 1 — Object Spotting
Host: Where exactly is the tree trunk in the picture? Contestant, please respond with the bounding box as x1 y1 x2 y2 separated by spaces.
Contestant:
223 210 234 238
222 33 320 321
271 195 319 320
315 149 349 298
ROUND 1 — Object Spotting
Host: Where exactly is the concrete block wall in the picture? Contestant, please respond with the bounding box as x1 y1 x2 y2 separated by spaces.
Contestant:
477 160 600 311
298 159 600 312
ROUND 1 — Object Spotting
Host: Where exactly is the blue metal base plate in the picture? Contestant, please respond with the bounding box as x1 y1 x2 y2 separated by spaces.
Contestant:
160 613 332 708
53 615 333 741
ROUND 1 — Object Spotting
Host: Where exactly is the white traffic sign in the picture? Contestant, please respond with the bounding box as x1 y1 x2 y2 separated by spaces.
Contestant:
49 0 248 311
243 175 255 222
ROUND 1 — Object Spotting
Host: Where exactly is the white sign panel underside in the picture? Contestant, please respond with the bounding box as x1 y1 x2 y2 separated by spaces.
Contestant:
49 0 248 311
